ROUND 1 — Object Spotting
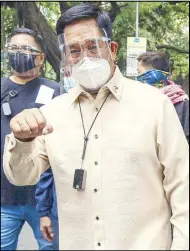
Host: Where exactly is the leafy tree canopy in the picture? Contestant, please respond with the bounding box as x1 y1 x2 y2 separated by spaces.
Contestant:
1 1 189 81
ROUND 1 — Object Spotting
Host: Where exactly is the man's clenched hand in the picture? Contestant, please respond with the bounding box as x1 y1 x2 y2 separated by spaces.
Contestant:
10 108 53 141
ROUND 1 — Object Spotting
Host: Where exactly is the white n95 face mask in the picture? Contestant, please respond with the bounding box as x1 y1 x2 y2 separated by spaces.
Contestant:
71 57 111 92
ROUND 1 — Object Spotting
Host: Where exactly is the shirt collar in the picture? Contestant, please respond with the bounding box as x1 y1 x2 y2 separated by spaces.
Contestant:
69 65 124 104
104 66 123 101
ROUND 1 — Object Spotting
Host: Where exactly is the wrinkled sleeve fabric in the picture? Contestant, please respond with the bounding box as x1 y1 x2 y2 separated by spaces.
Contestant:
3 132 50 186
157 96 189 250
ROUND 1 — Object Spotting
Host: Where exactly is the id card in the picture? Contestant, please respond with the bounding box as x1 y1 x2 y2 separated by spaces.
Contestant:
35 85 54 104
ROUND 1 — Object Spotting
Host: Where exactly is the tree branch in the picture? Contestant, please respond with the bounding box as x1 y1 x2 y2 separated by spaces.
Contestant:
156 44 189 54
23 2 61 79
59 2 70 14
108 2 128 23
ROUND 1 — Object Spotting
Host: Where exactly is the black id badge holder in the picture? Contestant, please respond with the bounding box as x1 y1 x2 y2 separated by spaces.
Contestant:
73 169 87 190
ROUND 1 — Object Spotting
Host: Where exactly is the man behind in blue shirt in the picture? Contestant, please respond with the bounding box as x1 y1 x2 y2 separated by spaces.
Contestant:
35 169 59 248
1 28 61 250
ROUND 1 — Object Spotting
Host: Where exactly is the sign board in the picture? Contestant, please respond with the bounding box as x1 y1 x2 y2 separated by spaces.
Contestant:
126 37 147 76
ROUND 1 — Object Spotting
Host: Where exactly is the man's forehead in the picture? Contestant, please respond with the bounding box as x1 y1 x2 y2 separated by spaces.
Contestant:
10 34 37 46
64 19 102 43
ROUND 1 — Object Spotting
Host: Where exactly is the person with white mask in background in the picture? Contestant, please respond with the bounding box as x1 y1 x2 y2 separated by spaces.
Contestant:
63 76 76 92
3 3 189 250
62 67 76 93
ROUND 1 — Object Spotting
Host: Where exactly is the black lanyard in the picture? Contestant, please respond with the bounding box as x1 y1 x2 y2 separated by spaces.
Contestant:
78 92 110 168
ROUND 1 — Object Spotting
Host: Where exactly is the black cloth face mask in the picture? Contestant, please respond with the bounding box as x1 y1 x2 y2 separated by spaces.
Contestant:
8 52 37 73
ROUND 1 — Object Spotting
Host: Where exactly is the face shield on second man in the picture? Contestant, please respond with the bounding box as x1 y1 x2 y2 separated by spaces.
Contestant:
3 35 44 79
58 27 115 93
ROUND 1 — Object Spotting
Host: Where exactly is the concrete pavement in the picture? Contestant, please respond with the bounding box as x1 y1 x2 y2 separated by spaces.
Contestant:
17 223 38 250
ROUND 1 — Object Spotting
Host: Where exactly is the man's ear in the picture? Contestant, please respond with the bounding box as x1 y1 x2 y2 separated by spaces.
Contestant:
109 41 118 63
39 53 45 65
110 41 118 54
40 53 45 60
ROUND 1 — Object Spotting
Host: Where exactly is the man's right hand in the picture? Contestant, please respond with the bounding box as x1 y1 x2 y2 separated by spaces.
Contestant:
10 108 53 141
40 216 55 242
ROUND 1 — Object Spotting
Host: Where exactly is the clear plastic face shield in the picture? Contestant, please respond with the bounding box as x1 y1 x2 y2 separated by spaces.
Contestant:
2 34 44 78
58 27 114 92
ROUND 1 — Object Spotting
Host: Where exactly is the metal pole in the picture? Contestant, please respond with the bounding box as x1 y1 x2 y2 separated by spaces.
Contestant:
135 2 139 38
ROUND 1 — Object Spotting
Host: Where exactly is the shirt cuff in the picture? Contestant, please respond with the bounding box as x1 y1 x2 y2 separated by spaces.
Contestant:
7 132 35 153
38 211 51 217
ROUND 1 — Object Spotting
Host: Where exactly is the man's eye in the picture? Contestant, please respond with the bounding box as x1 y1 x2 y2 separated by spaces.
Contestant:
9 46 18 50
70 49 80 54
89 45 98 52
89 45 98 49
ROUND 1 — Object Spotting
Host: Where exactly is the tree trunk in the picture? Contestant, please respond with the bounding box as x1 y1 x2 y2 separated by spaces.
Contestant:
109 2 129 22
21 2 61 80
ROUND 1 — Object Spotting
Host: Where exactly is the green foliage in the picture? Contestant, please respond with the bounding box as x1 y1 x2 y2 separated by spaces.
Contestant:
1 1 189 80
112 2 137 61
1 6 17 48
112 1 189 78
43 60 57 80
36 2 60 30
1 6 17 77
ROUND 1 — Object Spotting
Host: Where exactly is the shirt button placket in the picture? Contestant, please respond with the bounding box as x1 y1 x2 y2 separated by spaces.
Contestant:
93 155 104 248
91 112 104 249
94 134 99 139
